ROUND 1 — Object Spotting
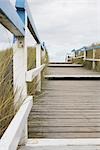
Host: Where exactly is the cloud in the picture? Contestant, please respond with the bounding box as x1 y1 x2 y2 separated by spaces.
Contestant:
0 0 100 62
29 0 100 61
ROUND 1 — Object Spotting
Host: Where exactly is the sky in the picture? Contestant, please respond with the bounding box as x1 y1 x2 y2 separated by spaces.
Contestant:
0 0 100 61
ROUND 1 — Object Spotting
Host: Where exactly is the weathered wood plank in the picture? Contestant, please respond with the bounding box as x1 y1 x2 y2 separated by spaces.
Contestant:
48 64 83 67
45 75 100 80
28 132 100 138
28 66 100 138
20 139 100 150
47 67 100 75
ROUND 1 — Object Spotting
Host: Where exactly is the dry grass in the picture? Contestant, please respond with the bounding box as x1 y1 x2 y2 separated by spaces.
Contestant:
86 50 93 58
83 60 92 70
27 47 36 70
0 46 49 138
0 49 14 138
27 47 49 96
95 49 100 59
74 48 100 71
27 47 37 96
72 58 84 64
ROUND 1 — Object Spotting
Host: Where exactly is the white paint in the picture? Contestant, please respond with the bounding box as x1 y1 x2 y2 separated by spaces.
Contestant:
20 145 100 150
45 75 100 78
0 96 33 150
18 12 29 145
84 50 86 60
26 64 45 82
25 138 100 146
84 58 100 61
36 44 41 92
25 0 41 43
48 64 83 67
13 37 27 103
19 139 100 150
0 0 25 36
92 49 96 70
13 12 28 146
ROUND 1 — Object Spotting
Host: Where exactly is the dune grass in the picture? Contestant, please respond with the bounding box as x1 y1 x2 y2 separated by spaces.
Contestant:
0 47 49 138
74 48 100 72
0 49 14 138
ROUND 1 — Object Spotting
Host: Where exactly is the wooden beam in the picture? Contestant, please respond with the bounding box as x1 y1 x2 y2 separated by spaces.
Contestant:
25 0 41 43
85 58 100 62
26 64 45 82
0 0 25 36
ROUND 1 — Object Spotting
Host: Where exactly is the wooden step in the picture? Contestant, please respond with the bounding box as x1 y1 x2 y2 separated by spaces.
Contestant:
48 64 83 67
45 75 100 80
20 139 100 150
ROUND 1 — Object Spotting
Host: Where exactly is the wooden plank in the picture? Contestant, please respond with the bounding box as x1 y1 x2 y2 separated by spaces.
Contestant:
20 145 100 150
28 66 100 138
46 67 100 75
28 132 100 138
48 64 83 67
45 74 100 80
20 139 100 150
28 115 100 119
28 126 100 133
26 64 45 82
28 119 100 126
0 0 25 36
25 0 41 43
85 58 100 62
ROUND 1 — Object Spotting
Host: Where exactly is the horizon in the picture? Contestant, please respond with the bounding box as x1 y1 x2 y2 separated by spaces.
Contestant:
0 0 100 62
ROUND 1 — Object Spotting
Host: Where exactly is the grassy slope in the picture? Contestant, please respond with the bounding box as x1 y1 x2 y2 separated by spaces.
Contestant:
0 49 14 137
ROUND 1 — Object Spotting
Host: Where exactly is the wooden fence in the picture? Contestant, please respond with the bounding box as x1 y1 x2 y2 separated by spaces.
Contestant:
0 0 46 149
73 47 100 70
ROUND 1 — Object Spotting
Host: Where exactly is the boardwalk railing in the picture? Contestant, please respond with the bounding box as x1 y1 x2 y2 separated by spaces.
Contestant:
73 47 100 70
0 96 33 150
26 64 45 82
0 0 46 149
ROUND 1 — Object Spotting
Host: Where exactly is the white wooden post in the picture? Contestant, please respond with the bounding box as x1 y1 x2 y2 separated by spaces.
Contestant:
36 44 41 92
13 12 28 146
84 50 86 61
13 37 27 102
93 49 96 70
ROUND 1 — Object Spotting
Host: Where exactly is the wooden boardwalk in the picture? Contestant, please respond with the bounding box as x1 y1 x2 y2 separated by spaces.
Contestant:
28 65 100 138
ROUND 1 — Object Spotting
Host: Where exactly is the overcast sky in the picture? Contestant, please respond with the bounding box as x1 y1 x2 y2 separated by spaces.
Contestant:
0 0 100 61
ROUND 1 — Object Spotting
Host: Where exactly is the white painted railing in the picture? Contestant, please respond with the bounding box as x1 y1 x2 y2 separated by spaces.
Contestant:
0 96 33 150
84 58 100 61
0 0 47 149
75 55 84 59
26 64 45 82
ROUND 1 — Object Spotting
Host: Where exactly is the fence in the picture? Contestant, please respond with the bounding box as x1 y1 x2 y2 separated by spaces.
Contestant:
0 0 46 149
73 47 100 70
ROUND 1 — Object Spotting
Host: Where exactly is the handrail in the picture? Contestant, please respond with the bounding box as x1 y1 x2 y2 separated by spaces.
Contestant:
0 96 33 150
75 55 84 59
0 0 25 36
84 58 100 62
26 64 45 82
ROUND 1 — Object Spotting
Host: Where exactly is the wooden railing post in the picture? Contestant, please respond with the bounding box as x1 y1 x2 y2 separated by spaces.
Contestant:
13 4 28 145
36 44 41 92
93 49 96 70
84 50 86 61
13 37 27 103
13 36 28 145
